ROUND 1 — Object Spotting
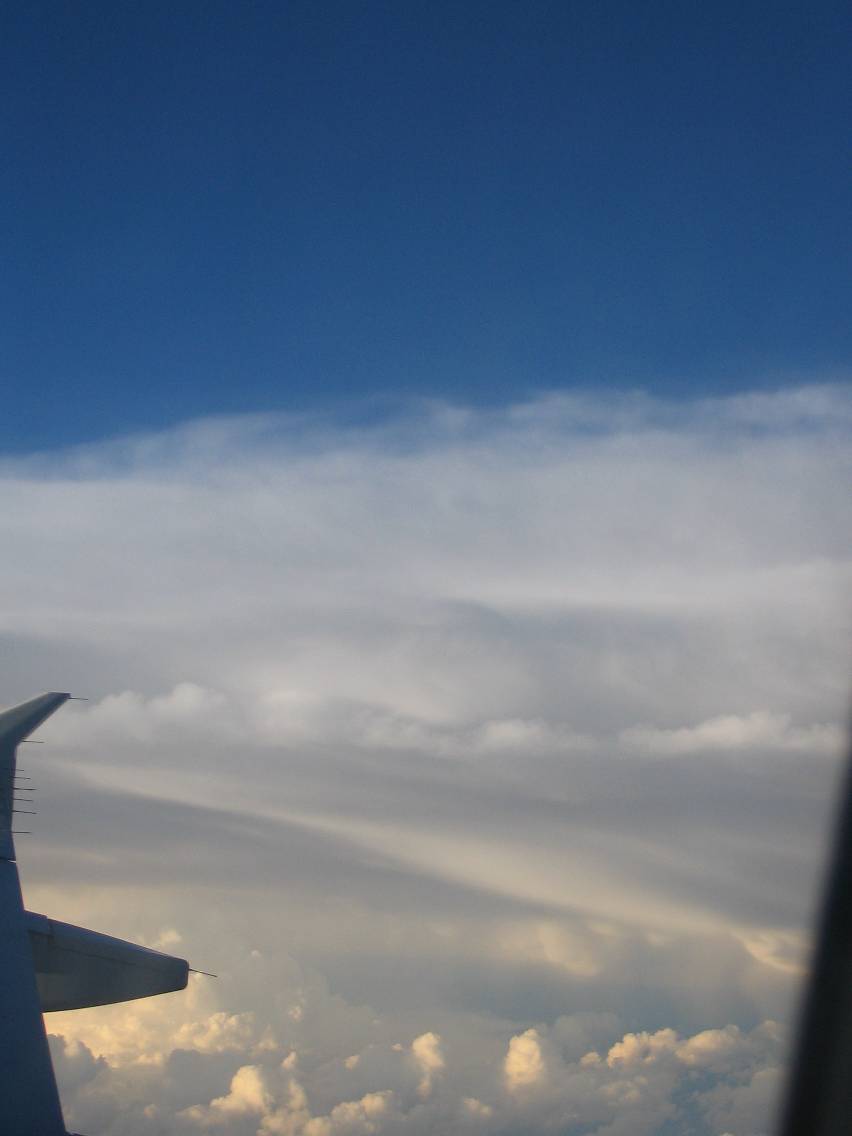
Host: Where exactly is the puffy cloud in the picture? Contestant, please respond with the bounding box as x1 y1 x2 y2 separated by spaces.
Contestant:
461 1096 493 1120
606 1028 679 1068
48 1036 106 1093
504 1028 547 1092
46 959 789 1136
310 1090 392 1134
410 1033 444 1098
699 1065 785 1136
176 1014 260 1056
210 1066 271 1116
257 1078 312 1136
182 1065 273 1125
675 1024 747 1069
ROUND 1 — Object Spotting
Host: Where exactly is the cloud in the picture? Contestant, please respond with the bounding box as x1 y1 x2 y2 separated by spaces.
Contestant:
4 384 850 1133
48 1036 106 1094
305 1091 393 1135
504 1028 547 1092
410 1033 444 1098
176 1014 261 1056
189 1064 273 1120
49 1010 788 1136
620 711 844 756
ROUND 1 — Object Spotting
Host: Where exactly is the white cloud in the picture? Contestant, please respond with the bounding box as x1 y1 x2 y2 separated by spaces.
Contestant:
193 1064 273 1119
312 1090 392 1134
606 1027 679 1068
461 1096 493 1119
410 1033 444 1098
699 1065 785 1136
176 1013 260 1056
50 1012 787 1136
621 711 845 756
504 1028 547 1092
5 385 851 1134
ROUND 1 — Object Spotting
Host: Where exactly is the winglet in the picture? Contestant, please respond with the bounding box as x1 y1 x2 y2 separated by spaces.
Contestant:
0 693 71 861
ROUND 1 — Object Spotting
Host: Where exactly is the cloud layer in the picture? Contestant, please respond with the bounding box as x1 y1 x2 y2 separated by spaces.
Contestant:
3 384 850 1134
48 991 788 1136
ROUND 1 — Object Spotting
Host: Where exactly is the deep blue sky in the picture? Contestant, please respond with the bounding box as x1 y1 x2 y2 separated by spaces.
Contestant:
2 1 849 450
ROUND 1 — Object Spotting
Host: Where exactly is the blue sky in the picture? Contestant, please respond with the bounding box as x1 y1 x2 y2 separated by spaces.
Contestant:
3 1 849 451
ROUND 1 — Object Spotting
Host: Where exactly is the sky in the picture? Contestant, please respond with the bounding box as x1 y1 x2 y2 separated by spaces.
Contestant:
2 4 851 1136
2 1 851 449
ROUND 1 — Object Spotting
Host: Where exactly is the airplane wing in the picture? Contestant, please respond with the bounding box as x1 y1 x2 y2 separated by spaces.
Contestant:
27 912 188 1012
0 693 191 1136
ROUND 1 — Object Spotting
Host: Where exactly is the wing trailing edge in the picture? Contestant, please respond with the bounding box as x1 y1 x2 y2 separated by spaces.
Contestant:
26 912 189 1012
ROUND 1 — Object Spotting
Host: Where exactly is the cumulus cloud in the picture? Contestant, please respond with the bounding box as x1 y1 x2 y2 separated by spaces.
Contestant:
504 1028 547 1092
48 1007 788 1136
190 1064 273 1120
176 1014 261 1056
3 385 850 1133
410 1034 444 1098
